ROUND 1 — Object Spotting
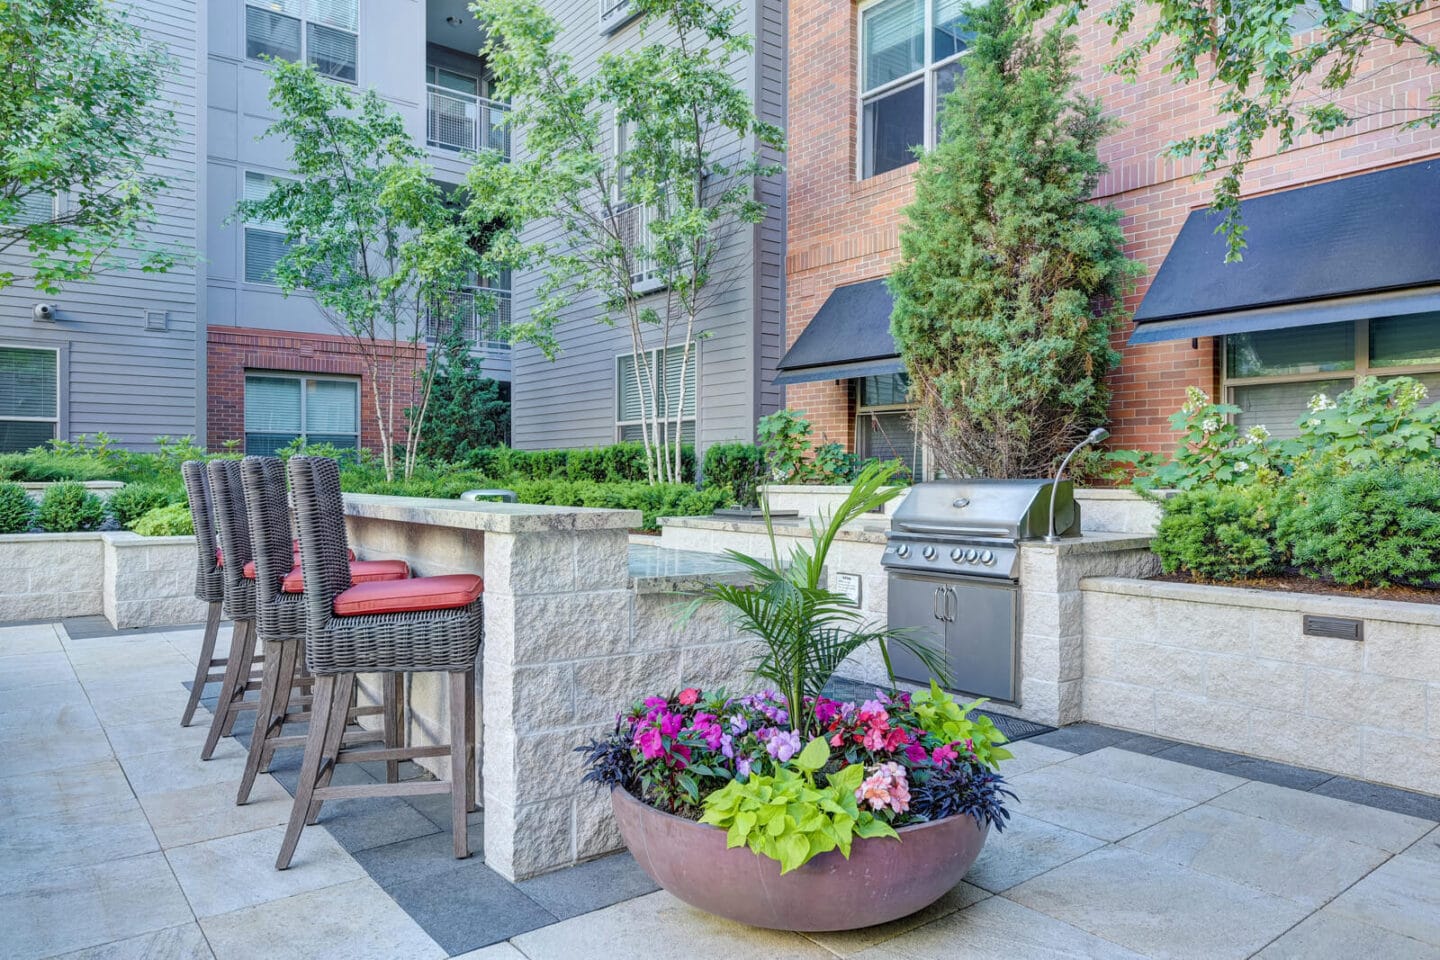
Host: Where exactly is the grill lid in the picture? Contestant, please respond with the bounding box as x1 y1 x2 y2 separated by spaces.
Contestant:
889 478 1077 541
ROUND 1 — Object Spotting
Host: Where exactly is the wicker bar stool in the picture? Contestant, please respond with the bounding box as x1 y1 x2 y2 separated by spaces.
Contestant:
277 456 482 869
236 455 410 805
179 461 228 727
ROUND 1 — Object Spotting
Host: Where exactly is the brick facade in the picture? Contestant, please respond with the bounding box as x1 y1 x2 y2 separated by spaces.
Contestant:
207 326 427 454
786 0 1440 455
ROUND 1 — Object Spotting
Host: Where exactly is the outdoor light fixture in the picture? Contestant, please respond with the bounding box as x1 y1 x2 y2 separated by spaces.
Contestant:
1044 427 1109 543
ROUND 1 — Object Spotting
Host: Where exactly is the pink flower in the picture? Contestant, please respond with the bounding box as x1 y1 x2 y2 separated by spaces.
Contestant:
678 688 700 706
643 696 668 711
905 743 928 765
658 711 683 737
767 729 802 763
830 732 845 747
856 762 911 815
862 725 889 751
635 727 664 760
932 742 959 768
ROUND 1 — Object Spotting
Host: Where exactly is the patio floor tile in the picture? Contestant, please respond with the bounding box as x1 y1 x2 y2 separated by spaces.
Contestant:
1252 909 1440 960
995 740 1074 776
87 686 196 726
1151 743 1334 791
451 944 528 960
0 796 160 890
0 695 104 741
106 716 214 759
0 677 91 718
802 881 989 957
851 894 1146 960
385 857 559 954
352 829 487 889
0 852 194 960
312 793 445 854
118 740 249 798
513 850 659 921
1312 776 1440 822
0 729 115 779
510 890 836 960
1024 722 1133 755
1209 780 1435 853
0 622 63 656
0 758 134 819
164 823 366 918
139 775 294 849
1005 763 1195 841
200 878 445 960
1006 845 1310 960
0 651 76 690
1327 827 1440 946
48 922 216 960
1120 803 1391 906
965 812 1106 893
1057 746 1246 802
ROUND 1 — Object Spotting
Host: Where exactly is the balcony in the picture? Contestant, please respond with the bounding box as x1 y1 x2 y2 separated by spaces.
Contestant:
426 285 512 348
426 84 509 158
610 203 663 292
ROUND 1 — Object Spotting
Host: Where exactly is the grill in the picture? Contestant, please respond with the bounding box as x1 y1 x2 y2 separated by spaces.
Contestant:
882 479 1079 704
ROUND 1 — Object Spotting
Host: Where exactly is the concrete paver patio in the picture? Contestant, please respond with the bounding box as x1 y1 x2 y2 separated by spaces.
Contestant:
1 618 1438 959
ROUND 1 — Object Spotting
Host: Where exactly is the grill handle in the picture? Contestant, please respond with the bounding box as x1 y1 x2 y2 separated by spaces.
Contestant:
893 522 1012 537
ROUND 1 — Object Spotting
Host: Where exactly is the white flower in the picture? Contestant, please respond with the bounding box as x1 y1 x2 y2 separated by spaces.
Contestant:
1233 460 1249 473
1245 425 1271 442
1201 417 1220 434
1307 393 1336 414
1181 385 1210 415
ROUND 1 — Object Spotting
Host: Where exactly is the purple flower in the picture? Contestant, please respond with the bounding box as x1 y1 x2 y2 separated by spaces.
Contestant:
720 733 734 759
635 727 664 760
767 730 802 763
737 757 753 779
658 711 683 738
729 714 748 734
643 696 668 711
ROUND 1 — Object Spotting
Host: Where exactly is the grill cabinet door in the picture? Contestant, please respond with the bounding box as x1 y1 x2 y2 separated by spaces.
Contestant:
886 574 950 688
944 580 1018 702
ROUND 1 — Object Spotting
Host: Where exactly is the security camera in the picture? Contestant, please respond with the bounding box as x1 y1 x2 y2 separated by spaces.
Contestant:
32 303 56 322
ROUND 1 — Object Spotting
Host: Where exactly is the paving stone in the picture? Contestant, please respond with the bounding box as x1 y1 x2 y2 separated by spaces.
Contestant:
1312 776 1440 822
1007 846 1310 960
164 824 365 918
1209 780 1435 853
1058 746 1245 802
451 945 528 960
139 775 293 849
1253 910 1440 960
0 796 159 890
87 686 195 726
106 716 213 759
965 812 1107 893
850 894 1146 960
0 623 63 657
0 677 90 718
200 878 446 960
995 740 1074 776
1024 722 1133 755
510 890 835 960
0 651 75 690
49 922 216 960
404 790 485 832
352 829 484 889
0 759 133 820
0 729 114 779
1152 743 1332 790
1110 732 1178 755
1120 803 1391 907
312 793 443 854
514 851 660 921
118 741 249 798
1328 830 1440 946
0 695 103 741
803 881 989 957
0 852 194 960
386 857 558 955
1005 763 1195 841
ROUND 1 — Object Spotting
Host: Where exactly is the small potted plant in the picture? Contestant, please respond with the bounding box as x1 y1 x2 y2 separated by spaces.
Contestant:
579 463 1015 931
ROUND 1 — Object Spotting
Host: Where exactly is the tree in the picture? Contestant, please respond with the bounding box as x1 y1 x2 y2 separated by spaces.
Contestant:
889 0 1142 479
412 323 511 462
465 0 784 484
235 61 488 481
1022 0 1440 260
0 0 181 293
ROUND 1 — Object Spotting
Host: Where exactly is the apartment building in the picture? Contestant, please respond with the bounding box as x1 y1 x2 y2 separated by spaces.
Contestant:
783 0 1440 474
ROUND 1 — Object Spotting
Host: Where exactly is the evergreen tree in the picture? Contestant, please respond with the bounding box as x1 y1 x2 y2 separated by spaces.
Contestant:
889 0 1141 479
414 326 510 462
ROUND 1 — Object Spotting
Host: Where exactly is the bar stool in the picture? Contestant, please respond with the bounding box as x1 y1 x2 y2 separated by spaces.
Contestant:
179 461 227 727
235 455 410 805
277 456 482 869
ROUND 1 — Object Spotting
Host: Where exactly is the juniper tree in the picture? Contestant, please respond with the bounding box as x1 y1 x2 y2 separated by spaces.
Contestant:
889 0 1141 479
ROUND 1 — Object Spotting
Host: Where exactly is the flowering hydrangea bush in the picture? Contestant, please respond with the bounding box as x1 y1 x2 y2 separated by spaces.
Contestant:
578 684 1016 872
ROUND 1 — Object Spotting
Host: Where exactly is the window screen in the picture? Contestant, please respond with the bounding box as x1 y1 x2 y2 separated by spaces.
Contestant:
0 347 59 453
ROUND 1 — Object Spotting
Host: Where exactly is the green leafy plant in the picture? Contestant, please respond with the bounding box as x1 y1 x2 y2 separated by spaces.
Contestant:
702 442 764 507
107 482 181 530
811 442 861 485
132 503 194 537
699 737 896 873
35 481 105 532
910 681 1013 771
757 409 815 483
692 461 946 739
0 482 36 533
1151 484 1282 582
1290 377 1440 471
412 324 510 463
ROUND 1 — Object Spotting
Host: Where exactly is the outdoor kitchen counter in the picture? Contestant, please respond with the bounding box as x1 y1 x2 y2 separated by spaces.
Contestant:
658 513 891 545
337 494 761 883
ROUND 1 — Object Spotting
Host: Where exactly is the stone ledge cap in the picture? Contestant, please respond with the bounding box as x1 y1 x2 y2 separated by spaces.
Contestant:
343 493 641 534
1082 575 1440 627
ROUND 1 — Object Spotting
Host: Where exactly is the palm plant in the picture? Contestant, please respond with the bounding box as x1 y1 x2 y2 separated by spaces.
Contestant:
690 460 947 739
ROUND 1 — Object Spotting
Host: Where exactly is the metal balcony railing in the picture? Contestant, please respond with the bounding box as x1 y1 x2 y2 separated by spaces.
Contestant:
426 84 510 158
610 202 662 290
426 287 512 348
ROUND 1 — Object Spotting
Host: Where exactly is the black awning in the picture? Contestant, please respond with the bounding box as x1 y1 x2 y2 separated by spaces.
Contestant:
775 278 903 385
1132 159 1440 344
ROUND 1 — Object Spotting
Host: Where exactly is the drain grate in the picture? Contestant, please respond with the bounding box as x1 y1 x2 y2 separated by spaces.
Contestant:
821 676 1055 743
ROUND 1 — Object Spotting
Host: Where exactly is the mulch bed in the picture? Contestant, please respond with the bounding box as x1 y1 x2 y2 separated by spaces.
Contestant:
1150 571 1440 605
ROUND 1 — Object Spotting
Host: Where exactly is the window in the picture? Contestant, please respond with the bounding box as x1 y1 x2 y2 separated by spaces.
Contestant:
1223 316 1440 437
859 0 972 178
243 172 293 285
610 117 665 292
1289 0 1369 34
856 373 923 479
617 346 696 442
14 192 57 227
0 347 59 453
246 0 357 84
244 373 359 455
599 0 640 34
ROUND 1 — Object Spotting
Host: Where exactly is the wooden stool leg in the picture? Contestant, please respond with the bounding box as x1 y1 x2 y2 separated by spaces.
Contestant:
237 638 291 805
464 667 477 813
449 670 471 859
182 601 223 727
201 618 250 760
257 640 300 774
305 672 355 826
384 673 404 784
220 620 259 738
276 673 335 871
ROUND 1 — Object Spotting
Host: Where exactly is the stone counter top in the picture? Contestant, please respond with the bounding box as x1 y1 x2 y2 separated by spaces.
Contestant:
659 513 890 545
1018 532 1153 554
627 544 754 594
343 493 641 534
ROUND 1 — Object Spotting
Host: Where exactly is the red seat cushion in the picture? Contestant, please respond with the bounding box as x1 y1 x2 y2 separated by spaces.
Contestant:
282 559 410 594
333 574 483 617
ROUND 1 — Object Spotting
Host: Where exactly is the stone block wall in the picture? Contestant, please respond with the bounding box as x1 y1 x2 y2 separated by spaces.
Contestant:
1081 578 1440 796
0 534 105 621
102 533 211 628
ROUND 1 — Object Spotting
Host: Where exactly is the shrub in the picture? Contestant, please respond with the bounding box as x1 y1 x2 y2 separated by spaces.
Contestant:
0 482 37 533
35 482 107 532
811 441 861 484
413 324 510 462
1151 484 1281 581
132 503 195 537
507 479 725 532
108 482 182 530
757 409 813 482
0 451 117 483
702 442 763 506
1277 465 1440 588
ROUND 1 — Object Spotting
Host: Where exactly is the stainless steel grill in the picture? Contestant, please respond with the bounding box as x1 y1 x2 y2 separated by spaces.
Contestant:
882 479 1078 704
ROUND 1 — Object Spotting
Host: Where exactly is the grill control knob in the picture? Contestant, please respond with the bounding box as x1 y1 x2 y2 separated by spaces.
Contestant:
896 544 910 558
922 545 937 560
950 548 963 563
964 549 978 563
980 550 995 565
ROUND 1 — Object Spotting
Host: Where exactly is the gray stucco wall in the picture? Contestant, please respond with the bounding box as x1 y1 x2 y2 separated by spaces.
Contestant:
0 0 207 450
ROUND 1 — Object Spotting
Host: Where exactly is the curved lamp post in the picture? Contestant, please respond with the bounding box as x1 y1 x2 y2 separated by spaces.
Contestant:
1044 427 1110 543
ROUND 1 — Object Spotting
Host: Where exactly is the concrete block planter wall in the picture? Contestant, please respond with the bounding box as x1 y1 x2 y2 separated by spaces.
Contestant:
1081 577 1440 796
0 533 105 621
102 532 210 628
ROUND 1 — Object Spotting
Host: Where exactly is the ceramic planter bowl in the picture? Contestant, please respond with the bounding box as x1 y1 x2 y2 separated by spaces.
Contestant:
611 785 989 931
